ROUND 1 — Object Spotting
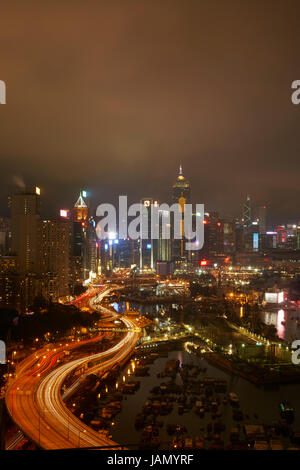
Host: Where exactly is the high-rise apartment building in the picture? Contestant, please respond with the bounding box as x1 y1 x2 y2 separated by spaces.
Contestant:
40 218 72 299
0 217 11 255
11 187 41 274
0 255 20 308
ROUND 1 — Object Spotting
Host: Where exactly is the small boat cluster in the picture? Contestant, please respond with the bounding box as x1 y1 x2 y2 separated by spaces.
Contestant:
132 359 299 450
67 351 300 450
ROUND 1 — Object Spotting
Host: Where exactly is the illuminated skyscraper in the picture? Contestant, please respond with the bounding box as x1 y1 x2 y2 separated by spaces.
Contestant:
171 165 191 260
172 165 191 205
72 191 96 280
242 195 252 227
139 198 154 270
138 199 172 270
223 217 236 254
73 191 88 222
82 217 97 279
258 205 267 234
156 208 171 262
40 218 72 299
11 187 41 274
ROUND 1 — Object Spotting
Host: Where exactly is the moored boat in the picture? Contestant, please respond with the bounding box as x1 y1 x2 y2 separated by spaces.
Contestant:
229 392 239 406
279 400 294 423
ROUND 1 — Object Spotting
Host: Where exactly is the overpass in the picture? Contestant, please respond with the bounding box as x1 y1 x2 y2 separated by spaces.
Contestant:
5 287 141 449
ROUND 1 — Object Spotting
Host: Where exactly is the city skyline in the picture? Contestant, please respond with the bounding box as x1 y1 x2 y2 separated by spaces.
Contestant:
2 166 300 229
2 2 300 454
1 2 300 222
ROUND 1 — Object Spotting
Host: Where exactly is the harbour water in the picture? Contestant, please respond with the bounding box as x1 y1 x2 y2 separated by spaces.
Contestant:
111 348 300 449
105 300 300 448
115 300 300 342
261 308 300 341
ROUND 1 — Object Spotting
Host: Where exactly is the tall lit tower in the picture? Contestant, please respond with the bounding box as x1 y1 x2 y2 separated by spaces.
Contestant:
171 165 191 259
73 191 88 222
242 195 252 227
172 165 191 205
139 198 154 270
72 190 96 281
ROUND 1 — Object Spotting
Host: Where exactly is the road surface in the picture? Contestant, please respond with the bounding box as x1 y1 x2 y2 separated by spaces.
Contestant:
6 287 141 449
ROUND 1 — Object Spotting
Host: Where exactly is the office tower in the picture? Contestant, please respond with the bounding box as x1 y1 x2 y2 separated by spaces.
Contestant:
297 224 300 250
72 192 87 280
136 198 171 270
156 260 174 276
284 224 298 250
82 217 97 279
148 204 172 270
172 165 191 205
73 191 88 222
197 212 223 262
138 198 172 271
99 240 110 273
19 274 44 312
242 195 251 228
171 165 191 261
69 255 83 294
276 225 287 246
235 221 245 252
258 205 267 234
185 211 205 266
72 192 97 280
97 236 120 273
11 187 41 274
40 218 72 299
0 218 11 255
243 221 259 252
72 220 85 256
156 208 171 262
260 232 277 249
115 239 139 268
223 217 236 254
69 223 85 291
207 212 223 256
139 198 155 270
241 195 261 252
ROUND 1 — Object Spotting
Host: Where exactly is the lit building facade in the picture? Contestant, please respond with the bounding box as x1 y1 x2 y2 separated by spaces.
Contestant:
40 218 72 299
171 165 191 261
11 187 41 274
0 255 20 309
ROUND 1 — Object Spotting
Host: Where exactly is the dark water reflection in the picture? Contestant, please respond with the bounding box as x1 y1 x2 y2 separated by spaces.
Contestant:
108 301 300 448
111 349 300 449
114 300 300 342
261 308 300 341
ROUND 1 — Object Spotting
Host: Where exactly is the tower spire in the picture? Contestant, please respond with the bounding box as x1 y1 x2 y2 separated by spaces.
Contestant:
179 164 183 175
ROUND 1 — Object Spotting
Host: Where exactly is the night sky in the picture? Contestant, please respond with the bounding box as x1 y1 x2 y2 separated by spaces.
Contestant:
0 0 300 224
